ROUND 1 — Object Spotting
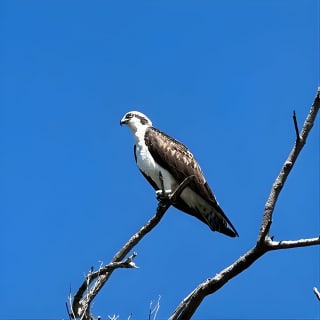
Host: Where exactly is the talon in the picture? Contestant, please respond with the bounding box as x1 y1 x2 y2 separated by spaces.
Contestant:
156 189 172 200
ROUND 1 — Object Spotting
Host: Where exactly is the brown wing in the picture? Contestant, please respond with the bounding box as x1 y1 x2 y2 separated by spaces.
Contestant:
144 128 212 196
144 127 239 237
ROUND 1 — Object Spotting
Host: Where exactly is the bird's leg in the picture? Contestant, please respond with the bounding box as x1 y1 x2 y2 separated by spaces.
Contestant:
156 171 172 201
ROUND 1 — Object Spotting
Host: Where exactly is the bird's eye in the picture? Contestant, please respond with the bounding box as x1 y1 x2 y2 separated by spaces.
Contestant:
126 113 134 119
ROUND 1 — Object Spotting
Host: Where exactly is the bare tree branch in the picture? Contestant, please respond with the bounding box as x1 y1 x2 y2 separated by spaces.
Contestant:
149 295 161 320
169 235 320 319
71 253 138 320
169 245 266 320
169 88 320 320
70 89 319 320
266 237 320 250
70 175 195 319
258 89 320 242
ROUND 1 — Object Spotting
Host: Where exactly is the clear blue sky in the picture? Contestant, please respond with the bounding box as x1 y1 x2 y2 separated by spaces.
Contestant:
1 1 319 319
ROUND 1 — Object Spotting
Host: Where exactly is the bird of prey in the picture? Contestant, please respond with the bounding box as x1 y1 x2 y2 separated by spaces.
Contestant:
120 111 238 237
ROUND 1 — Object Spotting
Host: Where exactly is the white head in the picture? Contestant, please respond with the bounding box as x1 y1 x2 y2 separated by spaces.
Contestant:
120 111 152 134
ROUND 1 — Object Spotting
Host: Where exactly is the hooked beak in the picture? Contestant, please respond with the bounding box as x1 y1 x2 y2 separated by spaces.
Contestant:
120 119 127 126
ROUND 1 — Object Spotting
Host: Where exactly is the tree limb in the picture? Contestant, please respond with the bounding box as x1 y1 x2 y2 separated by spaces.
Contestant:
169 236 320 320
71 175 195 319
169 88 320 320
266 237 320 250
258 88 320 242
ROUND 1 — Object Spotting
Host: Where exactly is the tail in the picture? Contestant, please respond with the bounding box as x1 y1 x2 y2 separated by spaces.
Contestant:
206 206 239 237
171 192 239 237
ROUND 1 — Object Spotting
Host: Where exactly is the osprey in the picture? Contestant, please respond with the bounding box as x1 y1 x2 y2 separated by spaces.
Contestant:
120 111 238 237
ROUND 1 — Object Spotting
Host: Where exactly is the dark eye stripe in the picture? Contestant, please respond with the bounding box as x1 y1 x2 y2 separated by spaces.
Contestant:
136 114 148 125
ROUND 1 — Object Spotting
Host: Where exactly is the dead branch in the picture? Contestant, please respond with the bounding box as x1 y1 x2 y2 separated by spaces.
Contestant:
258 89 320 243
149 295 161 320
169 88 320 320
70 175 195 319
70 89 319 320
266 237 320 250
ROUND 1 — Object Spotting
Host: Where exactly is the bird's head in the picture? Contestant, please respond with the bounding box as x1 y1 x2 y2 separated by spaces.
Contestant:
120 111 152 133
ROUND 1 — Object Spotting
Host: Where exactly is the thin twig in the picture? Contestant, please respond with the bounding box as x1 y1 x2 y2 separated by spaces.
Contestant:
266 237 320 250
68 286 76 319
72 254 138 318
169 175 195 203
66 302 72 320
159 171 165 195
292 110 300 141
149 295 161 320
313 287 320 301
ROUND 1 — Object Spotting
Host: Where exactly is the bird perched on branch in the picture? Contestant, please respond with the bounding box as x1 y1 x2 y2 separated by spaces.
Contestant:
120 111 238 237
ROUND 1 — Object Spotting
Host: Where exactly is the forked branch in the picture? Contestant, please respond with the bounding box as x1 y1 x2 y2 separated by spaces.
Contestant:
258 88 320 242
70 89 320 320
169 88 320 320
70 175 195 319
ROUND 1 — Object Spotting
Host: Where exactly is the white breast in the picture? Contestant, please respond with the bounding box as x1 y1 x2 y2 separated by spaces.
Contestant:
136 143 209 213
135 134 176 192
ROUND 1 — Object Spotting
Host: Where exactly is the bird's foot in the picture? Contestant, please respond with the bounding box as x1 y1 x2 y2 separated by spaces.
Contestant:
156 189 172 202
